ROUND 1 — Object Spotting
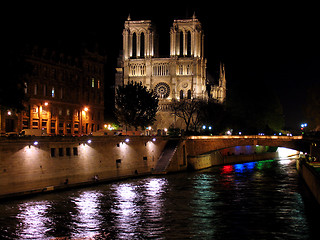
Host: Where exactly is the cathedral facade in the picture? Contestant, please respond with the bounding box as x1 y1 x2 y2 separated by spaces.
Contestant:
116 15 226 130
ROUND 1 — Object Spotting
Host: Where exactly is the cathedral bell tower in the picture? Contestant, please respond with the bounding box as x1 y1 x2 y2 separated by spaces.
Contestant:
170 13 204 58
122 15 158 60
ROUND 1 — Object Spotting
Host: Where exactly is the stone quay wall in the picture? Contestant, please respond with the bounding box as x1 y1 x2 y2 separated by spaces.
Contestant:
0 136 187 199
296 159 320 205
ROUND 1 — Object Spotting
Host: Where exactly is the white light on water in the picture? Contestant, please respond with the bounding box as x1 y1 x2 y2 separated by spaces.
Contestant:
277 147 299 159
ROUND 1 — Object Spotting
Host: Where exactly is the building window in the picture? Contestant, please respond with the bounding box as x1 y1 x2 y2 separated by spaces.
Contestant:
66 147 71 156
187 31 191 57
60 88 63 99
97 80 100 89
129 63 146 76
51 87 55 98
140 32 145 57
34 84 38 95
43 84 47 96
179 31 184 56
51 148 56 157
178 65 183 75
187 89 192 99
73 147 78 156
152 63 169 76
91 78 95 88
180 90 184 99
185 64 188 75
59 148 63 157
132 32 137 58
22 119 29 129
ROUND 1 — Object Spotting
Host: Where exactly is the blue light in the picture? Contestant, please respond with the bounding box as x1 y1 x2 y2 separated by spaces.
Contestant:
87 140 92 144
244 162 255 170
202 125 206 130
234 164 245 173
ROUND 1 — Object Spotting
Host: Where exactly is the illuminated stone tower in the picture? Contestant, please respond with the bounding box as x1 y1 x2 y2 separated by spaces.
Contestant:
122 15 158 60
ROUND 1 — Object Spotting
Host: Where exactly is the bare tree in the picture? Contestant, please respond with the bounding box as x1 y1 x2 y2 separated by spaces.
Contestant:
171 98 203 133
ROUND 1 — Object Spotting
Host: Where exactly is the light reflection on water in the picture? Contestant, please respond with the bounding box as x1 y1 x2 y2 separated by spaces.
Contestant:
16 201 51 239
72 191 103 239
0 158 320 239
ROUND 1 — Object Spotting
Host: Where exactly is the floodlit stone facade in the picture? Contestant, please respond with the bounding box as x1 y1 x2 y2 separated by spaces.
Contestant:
116 14 226 130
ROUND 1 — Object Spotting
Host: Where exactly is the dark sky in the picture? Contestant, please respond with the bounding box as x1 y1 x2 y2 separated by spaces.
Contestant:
5 1 320 129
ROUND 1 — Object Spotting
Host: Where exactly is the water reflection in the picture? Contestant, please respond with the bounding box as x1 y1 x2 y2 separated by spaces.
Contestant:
72 191 102 239
16 201 50 239
112 183 138 239
1 157 319 239
111 178 167 239
192 174 216 238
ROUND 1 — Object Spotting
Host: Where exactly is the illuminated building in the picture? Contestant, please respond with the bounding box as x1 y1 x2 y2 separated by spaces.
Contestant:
1 47 105 135
116 14 226 130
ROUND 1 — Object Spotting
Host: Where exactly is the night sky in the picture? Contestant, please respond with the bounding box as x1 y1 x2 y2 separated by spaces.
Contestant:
5 1 320 129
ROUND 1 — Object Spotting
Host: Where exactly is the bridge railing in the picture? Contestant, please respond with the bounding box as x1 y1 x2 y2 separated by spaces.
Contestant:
187 135 303 140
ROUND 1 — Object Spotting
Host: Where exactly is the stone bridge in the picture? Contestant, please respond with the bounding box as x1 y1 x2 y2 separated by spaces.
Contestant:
185 135 309 156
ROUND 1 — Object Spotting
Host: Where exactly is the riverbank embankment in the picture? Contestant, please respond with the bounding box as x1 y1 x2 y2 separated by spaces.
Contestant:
297 158 320 205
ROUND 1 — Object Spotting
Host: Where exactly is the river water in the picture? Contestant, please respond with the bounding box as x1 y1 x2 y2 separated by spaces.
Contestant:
1 157 320 239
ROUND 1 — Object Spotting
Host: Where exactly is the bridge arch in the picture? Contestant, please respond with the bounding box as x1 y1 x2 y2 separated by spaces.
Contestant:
186 136 306 157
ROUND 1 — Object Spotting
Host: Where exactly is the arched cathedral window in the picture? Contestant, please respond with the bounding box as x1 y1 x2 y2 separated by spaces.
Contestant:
179 31 183 57
140 32 145 58
187 31 191 57
132 33 137 58
187 89 192 99
180 90 184 99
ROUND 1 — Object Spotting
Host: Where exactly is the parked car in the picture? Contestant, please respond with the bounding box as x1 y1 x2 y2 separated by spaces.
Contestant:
20 129 47 137
5 132 19 138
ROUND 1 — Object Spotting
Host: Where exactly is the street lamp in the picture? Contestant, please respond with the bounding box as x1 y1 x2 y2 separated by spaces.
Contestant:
301 123 307 128
300 123 308 135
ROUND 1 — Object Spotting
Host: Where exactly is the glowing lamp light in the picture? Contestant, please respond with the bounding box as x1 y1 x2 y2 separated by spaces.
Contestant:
84 107 88 112
202 125 206 130
7 111 12 116
33 141 39 146
152 138 156 142
44 102 49 106
87 139 92 144
125 138 130 143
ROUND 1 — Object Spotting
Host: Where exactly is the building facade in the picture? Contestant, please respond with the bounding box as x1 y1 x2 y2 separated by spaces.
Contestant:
116 15 226 130
0 47 105 135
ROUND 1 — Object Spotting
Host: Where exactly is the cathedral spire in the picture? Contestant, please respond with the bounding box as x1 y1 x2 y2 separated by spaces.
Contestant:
127 14 131 21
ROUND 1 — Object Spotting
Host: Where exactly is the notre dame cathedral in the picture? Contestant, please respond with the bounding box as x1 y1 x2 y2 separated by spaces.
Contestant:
115 14 226 131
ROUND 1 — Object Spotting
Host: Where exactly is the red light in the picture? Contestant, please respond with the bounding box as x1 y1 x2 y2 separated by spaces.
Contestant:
221 165 233 174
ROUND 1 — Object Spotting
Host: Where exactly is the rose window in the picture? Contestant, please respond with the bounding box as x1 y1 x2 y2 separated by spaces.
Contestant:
154 82 170 98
